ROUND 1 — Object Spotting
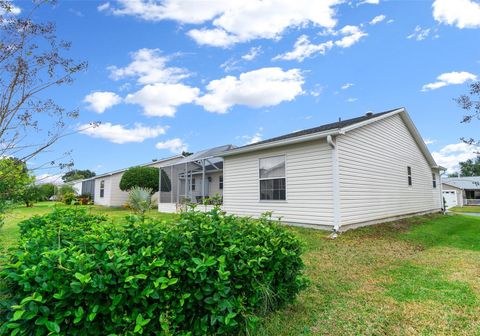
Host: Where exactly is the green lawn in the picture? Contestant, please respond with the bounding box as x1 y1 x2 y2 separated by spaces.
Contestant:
1 204 480 335
450 205 480 213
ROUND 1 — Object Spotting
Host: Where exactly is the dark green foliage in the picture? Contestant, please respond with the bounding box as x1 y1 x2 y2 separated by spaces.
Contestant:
1 207 307 335
459 157 480 177
62 169 96 182
37 184 56 201
119 166 171 193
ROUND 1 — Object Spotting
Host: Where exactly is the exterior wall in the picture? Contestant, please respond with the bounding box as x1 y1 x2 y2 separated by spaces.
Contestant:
206 171 223 197
336 114 442 227
442 183 464 207
72 181 83 195
94 176 112 206
94 157 181 207
223 139 334 228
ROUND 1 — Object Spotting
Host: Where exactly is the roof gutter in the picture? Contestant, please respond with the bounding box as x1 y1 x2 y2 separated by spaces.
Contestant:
221 129 344 157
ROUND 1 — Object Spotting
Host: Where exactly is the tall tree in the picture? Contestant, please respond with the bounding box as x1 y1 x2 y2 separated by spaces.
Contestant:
455 81 480 146
459 157 480 177
62 169 96 182
0 0 88 166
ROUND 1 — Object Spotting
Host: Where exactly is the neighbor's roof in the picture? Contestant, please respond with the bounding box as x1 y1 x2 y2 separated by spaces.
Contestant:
442 177 480 190
172 144 235 165
221 107 442 170
81 154 183 181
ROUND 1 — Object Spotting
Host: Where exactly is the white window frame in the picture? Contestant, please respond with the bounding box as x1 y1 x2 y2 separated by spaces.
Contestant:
100 180 105 198
219 175 223 190
432 173 437 188
407 166 412 186
258 154 287 202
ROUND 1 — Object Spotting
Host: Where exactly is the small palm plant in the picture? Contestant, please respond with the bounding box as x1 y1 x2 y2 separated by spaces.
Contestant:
128 187 153 221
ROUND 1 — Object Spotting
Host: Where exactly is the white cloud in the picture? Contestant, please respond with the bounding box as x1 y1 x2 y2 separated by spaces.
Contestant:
79 123 167 144
220 58 242 73
35 173 63 185
125 83 199 117
274 25 366 61
334 25 368 48
422 71 477 91
341 83 354 90
273 35 334 62
387 19 394 24
196 67 304 113
407 25 432 41
238 128 263 145
155 138 187 153
242 46 262 61
432 142 479 173
369 14 386 25
0 2 21 15
97 2 110 11
347 97 358 102
188 28 239 47
424 138 436 145
310 84 324 97
433 0 480 29
83 91 122 113
358 0 380 5
108 48 189 85
109 0 342 47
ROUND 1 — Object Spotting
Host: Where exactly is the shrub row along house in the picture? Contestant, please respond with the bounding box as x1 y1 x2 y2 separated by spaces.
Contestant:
77 108 444 231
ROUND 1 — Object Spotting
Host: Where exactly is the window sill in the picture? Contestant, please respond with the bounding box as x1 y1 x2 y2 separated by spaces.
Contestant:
259 200 288 203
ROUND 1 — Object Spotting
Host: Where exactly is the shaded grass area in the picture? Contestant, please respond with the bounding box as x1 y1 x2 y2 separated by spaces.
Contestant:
450 205 480 213
1 205 479 335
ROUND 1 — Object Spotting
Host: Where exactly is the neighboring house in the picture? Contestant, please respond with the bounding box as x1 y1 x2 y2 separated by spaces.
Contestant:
442 177 480 207
83 155 182 207
159 108 444 232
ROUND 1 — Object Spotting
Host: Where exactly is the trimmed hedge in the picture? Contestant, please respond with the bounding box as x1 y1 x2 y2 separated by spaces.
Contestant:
119 166 171 193
1 207 307 335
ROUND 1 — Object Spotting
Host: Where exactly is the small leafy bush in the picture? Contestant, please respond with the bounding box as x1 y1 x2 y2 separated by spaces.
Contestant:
62 192 75 205
1 207 307 335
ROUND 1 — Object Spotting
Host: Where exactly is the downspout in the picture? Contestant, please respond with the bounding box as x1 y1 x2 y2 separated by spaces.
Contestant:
438 169 445 213
327 134 341 238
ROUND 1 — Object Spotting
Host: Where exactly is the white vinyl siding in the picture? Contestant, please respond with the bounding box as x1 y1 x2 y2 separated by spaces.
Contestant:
223 139 334 228
336 114 442 226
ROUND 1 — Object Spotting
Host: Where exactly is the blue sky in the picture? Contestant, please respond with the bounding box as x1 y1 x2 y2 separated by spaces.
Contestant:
15 0 479 181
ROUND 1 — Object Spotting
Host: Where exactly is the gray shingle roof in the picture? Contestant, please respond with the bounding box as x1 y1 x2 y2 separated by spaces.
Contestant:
235 108 400 149
442 177 480 190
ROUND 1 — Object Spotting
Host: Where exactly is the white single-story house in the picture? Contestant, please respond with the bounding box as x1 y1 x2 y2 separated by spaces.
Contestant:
442 177 480 208
81 155 182 207
158 108 444 231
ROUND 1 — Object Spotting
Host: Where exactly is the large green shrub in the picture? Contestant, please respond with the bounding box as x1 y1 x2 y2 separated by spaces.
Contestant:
1 207 307 335
119 166 171 193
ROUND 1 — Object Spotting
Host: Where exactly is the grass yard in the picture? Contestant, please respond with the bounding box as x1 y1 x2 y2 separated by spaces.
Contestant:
450 205 480 213
1 204 480 335
0 202 176 252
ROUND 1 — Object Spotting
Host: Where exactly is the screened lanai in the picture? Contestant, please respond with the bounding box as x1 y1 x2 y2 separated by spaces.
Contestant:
158 145 234 212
